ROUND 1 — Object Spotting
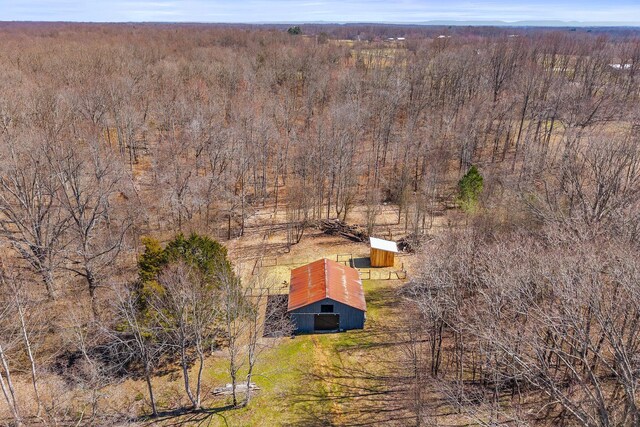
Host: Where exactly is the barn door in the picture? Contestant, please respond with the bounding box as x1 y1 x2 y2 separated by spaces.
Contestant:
314 314 339 331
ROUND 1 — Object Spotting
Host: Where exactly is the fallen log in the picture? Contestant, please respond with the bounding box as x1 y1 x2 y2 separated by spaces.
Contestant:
316 219 368 242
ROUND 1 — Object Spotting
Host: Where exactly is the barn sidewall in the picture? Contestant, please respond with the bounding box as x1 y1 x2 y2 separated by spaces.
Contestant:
289 297 365 333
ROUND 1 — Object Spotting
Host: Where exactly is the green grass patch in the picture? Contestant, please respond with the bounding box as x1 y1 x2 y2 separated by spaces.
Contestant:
198 337 318 426
171 278 402 426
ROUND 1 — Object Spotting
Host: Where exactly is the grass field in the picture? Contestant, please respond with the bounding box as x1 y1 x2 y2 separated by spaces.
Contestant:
141 279 405 426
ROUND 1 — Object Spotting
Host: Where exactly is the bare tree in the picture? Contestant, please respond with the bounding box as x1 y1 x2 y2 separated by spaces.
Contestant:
285 182 310 249
406 228 640 426
526 130 640 239
51 137 132 318
0 292 23 425
219 266 245 407
364 187 382 237
0 137 68 299
109 287 167 417
151 261 221 410
0 264 43 419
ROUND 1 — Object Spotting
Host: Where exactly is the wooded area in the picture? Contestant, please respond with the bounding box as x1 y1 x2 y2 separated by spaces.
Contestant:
0 22 638 425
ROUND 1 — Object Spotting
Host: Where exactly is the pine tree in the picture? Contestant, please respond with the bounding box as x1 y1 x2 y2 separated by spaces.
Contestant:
135 233 233 311
457 165 483 212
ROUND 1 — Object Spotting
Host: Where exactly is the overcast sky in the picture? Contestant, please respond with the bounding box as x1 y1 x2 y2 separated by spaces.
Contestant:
1 0 639 25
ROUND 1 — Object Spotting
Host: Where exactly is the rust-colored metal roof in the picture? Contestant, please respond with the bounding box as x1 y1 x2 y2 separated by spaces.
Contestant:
287 258 366 312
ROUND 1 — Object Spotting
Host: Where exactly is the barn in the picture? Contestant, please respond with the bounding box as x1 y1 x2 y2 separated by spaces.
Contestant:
287 258 366 333
369 237 398 267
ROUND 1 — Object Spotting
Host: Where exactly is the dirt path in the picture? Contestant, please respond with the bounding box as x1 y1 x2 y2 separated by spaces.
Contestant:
310 334 346 425
287 278 411 426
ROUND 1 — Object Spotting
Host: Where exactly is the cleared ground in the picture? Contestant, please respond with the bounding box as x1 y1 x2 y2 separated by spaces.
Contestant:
123 277 408 426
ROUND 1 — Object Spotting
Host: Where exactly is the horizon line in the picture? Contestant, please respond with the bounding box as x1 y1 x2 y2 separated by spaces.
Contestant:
1 19 639 28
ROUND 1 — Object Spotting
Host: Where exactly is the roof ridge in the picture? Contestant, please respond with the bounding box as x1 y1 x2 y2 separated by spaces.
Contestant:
324 258 329 299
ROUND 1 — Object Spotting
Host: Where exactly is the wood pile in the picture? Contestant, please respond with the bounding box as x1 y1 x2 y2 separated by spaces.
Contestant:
316 219 368 242
396 237 414 253
397 233 431 253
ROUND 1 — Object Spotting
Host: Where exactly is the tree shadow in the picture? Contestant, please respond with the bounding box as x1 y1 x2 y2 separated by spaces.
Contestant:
280 313 414 425
135 404 236 426
281 348 413 426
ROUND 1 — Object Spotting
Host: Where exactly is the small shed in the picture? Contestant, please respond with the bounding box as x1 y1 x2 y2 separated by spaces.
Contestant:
369 237 398 267
287 258 366 333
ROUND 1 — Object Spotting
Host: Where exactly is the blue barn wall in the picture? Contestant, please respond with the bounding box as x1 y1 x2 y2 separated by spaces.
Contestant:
289 298 365 333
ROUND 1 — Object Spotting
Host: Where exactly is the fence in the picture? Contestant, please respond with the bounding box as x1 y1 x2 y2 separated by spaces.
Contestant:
252 252 407 281
358 269 407 281
336 253 353 265
253 253 354 274
244 285 289 297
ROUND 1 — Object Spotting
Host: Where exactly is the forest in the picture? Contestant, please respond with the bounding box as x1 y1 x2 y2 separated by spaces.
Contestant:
0 22 639 425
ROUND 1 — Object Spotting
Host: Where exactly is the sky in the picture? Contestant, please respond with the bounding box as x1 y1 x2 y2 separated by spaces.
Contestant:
1 0 639 25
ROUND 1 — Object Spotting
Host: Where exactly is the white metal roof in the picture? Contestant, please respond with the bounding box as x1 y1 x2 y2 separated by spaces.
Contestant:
369 237 398 253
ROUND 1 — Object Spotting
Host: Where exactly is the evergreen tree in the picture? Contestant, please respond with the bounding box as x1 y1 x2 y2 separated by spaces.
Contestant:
136 233 233 310
457 165 483 212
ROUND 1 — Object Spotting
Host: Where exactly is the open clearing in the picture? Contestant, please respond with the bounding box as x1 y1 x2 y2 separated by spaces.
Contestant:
108 198 427 426
129 277 408 426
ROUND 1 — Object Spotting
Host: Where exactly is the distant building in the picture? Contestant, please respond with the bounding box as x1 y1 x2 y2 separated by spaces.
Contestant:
287 258 366 333
369 237 398 267
609 63 632 70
